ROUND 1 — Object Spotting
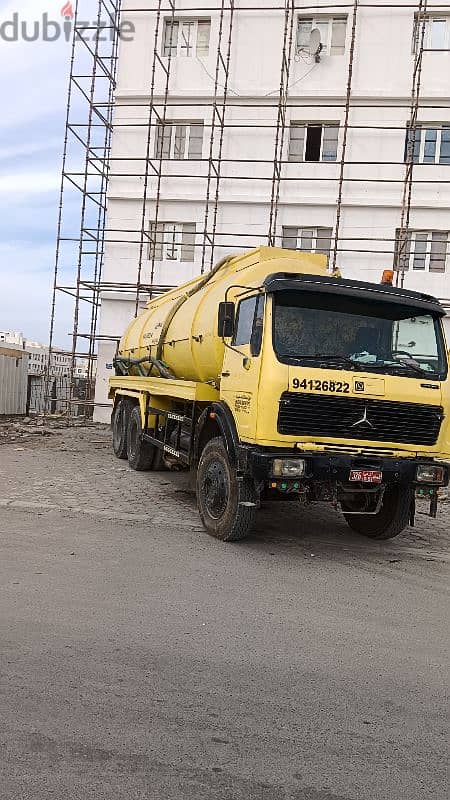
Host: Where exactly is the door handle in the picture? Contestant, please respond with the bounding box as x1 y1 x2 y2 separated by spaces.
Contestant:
221 371 230 377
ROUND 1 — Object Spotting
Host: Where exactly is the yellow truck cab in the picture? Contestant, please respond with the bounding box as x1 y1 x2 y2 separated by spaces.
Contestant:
109 247 450 543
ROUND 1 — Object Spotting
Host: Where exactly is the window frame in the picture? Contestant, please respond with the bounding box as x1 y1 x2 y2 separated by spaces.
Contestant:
296 15 347 56
162 18 211 58
148 221 197 263
395 229 449 273
288 123 339 163
232 296 258 348
232 294 265 354
413 15 450 53
154 120 204 160
281 226 334 259
405 124 450 165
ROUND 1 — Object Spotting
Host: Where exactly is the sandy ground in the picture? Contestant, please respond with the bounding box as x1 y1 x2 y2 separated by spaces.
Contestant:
0 422 448 799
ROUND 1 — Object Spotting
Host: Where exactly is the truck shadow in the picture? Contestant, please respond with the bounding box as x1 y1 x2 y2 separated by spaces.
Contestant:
159 471 448 563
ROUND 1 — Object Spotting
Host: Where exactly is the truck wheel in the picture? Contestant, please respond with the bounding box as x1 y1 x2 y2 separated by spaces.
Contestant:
343 486 413 540
127 405 156 471
197 437 256 541
112 399 128 460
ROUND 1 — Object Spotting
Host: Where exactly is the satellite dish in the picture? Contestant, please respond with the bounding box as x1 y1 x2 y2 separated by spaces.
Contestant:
309 27 323 61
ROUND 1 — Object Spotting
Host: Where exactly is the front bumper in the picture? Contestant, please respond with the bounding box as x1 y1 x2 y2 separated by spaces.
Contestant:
244 447 449 488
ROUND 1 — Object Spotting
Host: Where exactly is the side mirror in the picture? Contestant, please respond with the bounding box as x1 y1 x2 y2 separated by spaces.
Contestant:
218 302 235 338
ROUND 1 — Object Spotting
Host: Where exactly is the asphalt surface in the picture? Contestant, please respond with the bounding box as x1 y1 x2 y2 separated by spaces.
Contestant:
0 424 449 799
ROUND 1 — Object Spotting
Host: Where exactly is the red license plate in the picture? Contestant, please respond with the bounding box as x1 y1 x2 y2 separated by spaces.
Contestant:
349 469 383 484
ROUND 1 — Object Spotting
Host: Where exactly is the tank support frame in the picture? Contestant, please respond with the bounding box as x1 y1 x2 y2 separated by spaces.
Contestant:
142 397 197 467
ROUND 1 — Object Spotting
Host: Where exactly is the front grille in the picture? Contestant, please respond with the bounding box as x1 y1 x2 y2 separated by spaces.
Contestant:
278 392 443 446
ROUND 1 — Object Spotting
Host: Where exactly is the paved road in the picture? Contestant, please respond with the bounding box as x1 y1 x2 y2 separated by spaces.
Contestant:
0 426 448 799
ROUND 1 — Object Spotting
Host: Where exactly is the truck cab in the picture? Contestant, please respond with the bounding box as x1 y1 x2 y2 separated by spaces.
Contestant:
215 271 449 539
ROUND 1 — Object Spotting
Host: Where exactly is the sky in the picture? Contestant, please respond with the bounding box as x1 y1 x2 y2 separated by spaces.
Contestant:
0 0 99 348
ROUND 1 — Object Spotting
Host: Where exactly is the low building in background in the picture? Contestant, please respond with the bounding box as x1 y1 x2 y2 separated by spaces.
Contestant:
0 331 23 347
0 343 29 416
0 331 88 416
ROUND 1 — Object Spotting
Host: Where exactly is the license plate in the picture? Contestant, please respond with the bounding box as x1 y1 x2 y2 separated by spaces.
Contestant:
349 469 383 484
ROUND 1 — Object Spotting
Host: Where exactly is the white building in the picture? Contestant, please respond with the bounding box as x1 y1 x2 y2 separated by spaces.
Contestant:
0 332 72 377
49 349 72 378
26 341 49 376
94 0 450 421
74 359 96 379
0 331 24 347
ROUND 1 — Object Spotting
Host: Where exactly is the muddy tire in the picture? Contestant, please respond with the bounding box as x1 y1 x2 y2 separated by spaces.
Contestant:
127 405 156 471
197 437 257 541
343 485 413 540
112 399 129 460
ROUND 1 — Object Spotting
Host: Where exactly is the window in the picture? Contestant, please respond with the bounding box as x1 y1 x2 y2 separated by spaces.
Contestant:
297 16 347 56
413 15 450 52
155 121 204 160
162 19 211 57
233 297 256 346
394 316 441 367
289 123 339 162
233 295 264 353
394 229 449 273
405 125 450 164
273 293 445 377
282 227 333 259
149 222 196 262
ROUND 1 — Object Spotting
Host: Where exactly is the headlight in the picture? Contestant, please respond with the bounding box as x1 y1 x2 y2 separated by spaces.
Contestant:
272 458 306 477
416 464 446 484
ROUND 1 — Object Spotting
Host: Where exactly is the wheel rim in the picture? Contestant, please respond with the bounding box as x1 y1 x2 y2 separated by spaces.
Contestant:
202 459 229 520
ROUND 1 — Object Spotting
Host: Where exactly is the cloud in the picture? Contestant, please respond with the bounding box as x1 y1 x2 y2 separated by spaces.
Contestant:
0 137 63 161
0 170 62 195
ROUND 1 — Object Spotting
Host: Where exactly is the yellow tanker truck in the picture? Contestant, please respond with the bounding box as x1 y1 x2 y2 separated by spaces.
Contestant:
109 247 450 542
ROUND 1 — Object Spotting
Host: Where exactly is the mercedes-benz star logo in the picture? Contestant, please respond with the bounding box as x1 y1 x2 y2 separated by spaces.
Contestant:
351 407 374 429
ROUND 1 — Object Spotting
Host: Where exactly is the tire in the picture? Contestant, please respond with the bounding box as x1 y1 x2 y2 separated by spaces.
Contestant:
196 437 257 541
343 485 413 540
112 399 128 460
127 405 156 471
152 448 169 471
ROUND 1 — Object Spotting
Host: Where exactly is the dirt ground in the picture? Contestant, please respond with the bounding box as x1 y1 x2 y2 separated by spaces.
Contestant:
0 417 449 560
0 420 449 800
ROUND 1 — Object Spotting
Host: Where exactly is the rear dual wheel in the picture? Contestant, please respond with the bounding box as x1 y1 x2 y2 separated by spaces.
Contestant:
127 405 156 471
112 399 156 471
112 399 128 460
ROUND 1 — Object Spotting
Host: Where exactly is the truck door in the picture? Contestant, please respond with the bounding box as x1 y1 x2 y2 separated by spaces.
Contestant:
220 294 264 440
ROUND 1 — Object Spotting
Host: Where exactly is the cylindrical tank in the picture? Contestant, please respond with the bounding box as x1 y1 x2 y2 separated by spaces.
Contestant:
118 247 328 384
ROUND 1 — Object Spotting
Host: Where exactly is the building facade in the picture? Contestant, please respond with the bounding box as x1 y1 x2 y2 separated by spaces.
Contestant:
93 0 450 421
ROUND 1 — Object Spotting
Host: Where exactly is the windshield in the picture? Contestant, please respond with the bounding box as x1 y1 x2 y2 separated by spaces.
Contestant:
273 290 447 379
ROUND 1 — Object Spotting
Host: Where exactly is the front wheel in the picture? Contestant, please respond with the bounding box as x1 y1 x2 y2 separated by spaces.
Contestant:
197 437 257 541
343 485 413 540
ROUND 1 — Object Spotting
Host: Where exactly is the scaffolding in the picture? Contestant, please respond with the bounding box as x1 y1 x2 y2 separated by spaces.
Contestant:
48 0 450 418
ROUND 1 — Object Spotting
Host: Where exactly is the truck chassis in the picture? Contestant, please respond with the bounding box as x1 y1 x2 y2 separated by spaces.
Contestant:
110 378 448 543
